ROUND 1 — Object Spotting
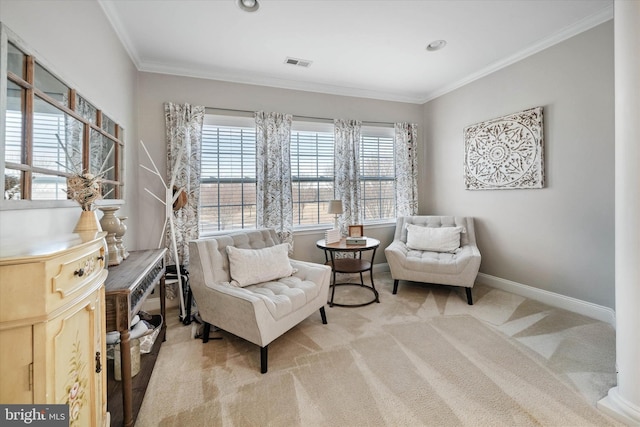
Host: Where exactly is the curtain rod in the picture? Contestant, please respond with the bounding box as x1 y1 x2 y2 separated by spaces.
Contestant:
204 106 395 127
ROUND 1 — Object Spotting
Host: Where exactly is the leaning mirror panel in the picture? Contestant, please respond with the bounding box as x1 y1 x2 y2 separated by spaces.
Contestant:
1 23 124 208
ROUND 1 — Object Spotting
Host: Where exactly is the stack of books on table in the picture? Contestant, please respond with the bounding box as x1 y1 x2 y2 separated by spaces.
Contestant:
325 229 341 244
346 236 367 245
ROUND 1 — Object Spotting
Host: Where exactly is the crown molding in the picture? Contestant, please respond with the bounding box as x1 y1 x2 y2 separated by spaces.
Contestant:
97 0 142 70
138 62 426 104
419 3 614 103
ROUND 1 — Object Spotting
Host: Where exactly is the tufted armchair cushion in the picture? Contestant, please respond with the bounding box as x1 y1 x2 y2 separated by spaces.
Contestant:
189 229 331 373
206 276 323 321
385 216 481 304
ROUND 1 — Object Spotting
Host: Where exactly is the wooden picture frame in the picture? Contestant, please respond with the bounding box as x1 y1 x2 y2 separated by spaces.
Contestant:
348 225 364 238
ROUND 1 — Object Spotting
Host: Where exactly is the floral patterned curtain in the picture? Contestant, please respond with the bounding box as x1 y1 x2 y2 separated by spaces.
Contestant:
394 122 419 216
334 119 362 235
164 102 205 267
255 111 294 247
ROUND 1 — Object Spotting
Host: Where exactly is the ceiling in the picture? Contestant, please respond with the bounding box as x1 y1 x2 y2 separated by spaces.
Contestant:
98 0 613 104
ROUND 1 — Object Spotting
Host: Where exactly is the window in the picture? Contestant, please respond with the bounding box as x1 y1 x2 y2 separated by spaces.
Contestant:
200 115 256 234
199 114 397 234
360 126 395 222
290 122 335 227
1 24 124 206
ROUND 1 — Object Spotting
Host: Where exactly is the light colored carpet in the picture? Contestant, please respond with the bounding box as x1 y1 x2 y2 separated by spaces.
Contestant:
135 272 620 426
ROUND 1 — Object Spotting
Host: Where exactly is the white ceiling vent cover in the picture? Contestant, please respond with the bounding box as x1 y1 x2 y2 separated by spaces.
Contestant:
284 57 312 68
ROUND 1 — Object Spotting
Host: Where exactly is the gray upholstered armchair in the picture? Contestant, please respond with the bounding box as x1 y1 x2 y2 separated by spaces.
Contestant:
188 229 331 373
384 216 481 304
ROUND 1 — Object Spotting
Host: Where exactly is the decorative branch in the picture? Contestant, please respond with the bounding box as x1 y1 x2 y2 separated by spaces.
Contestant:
139 139 187 321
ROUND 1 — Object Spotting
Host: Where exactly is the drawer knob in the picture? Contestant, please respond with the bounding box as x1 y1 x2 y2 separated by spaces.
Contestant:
95 352 102 373
74 268 85 277
97 256 105 261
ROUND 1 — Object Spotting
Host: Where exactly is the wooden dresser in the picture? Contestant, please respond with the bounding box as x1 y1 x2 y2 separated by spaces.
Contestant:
0 231 109 427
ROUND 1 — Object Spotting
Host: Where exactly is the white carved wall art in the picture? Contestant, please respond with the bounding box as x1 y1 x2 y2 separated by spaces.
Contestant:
464 107 544 190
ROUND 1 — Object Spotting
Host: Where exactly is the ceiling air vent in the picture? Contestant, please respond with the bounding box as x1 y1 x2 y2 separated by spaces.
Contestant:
284 57 312 68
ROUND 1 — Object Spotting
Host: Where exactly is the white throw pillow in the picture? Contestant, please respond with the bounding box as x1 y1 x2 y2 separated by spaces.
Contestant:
226 243 294 287
406 224 464 253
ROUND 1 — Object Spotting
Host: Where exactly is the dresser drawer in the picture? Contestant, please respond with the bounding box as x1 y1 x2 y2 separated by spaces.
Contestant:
0 233 107 325
51 244 105 299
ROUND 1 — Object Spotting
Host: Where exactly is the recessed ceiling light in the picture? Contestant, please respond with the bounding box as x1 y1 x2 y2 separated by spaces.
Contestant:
426 40 447 51
237 0 259 12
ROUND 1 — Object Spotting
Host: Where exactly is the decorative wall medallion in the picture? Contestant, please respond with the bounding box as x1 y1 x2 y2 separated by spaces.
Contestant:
464 107 544 190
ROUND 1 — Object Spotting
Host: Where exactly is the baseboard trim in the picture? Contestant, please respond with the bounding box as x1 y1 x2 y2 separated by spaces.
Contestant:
598 387 640 426
477 273 616 327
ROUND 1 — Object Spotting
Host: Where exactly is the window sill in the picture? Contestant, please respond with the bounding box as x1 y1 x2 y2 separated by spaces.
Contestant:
198 220 398 239
293 220 397 236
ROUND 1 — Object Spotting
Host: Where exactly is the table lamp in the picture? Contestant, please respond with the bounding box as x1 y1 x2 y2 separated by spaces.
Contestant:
327 200 343 230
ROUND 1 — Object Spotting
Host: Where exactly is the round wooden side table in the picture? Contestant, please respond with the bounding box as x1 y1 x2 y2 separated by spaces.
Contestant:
316 237 380 307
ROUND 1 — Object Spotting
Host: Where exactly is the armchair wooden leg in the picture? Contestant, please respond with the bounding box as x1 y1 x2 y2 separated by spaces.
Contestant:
393 279 399 294
320 307 327 324
202 322 211 343
329 270 337 307
466 287 473 305
260 346 268 374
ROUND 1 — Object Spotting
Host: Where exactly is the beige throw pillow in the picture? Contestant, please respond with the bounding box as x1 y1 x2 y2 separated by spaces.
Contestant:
406 224 464 253
226 243 294 287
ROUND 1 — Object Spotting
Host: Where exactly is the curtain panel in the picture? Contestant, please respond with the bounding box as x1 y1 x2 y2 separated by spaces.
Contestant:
334 119 362 235
394 122 419 217
255 111 294 247
164 102 205 268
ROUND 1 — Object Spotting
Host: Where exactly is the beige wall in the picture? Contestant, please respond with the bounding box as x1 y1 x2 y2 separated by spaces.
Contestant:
422 21 615 308
136 72 422 261
0 0 139 246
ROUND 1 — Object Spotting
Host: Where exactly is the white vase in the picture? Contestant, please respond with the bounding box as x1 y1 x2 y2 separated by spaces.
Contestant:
99 206 123 266
116 216 130 260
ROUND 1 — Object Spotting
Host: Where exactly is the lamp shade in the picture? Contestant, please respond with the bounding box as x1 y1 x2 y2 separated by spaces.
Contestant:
327 200 343 215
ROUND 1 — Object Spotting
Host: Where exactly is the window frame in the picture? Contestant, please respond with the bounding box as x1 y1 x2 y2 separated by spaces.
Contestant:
199 114 257 234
